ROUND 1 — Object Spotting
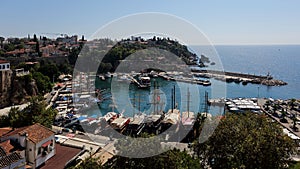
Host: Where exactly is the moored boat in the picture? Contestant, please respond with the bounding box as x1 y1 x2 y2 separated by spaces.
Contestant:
126 113 146 136
110 117 131 133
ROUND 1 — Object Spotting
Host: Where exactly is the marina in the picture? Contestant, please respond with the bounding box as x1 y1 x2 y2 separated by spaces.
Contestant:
50 73 208 141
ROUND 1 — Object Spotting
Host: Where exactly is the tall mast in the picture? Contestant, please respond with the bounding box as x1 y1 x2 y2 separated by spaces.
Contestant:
173 85 176 109
151 81 162 115
132 94 136 118
138 93 141 113
204 91 208 117
187 87 190 118
171 88 174 113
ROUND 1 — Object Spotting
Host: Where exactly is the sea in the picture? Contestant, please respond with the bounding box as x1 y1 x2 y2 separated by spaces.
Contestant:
89 45 300 117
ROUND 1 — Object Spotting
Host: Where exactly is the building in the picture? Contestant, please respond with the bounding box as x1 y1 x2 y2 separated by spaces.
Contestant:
0 60 10 71
0 146 25 169
56 35 78 45
0 60 12 108
0 124 56 169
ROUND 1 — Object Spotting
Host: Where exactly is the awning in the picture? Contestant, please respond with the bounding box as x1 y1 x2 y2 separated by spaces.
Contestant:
42 140 52 148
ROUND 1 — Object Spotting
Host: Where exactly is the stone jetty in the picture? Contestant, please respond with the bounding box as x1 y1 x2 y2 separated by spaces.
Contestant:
192 69 287 86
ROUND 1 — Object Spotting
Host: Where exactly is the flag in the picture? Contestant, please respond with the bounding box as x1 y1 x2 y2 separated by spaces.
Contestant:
157 96 160 101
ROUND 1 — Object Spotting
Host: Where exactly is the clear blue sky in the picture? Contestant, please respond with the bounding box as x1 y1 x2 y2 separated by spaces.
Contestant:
1 0 300 45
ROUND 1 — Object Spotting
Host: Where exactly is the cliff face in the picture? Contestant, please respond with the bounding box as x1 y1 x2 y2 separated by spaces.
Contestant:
0 71 38 108
0 70 13 108
10 77 38 105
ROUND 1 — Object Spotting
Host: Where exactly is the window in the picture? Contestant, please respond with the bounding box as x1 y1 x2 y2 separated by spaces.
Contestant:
2 65 4 69
7 65 9 69
38 147 42 155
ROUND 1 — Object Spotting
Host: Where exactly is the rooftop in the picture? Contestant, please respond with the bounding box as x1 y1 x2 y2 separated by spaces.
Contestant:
0 140 14 154
0 127 12 137
0 60 9 64
40 144 81 169
0 147 23 169
1 124 55 143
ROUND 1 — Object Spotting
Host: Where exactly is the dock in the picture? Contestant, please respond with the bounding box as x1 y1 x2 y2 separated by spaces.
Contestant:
128 75 149 88
192 69 287 86
157 72 211 86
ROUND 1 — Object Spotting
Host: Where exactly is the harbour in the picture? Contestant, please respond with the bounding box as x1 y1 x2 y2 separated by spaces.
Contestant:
51 73 203 141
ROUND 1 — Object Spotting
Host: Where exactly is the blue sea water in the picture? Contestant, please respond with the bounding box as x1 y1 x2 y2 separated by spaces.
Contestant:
91 45 300 117
212 45 300 99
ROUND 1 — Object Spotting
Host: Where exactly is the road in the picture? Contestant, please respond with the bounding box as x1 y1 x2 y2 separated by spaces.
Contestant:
0 103 29 116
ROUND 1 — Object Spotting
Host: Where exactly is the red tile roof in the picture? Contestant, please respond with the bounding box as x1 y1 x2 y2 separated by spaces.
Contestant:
0 127 27 138
0 127 13 137
19 124 55 143
0 140 14 154
1 124 54 144
0 60 9 64
26 41 37 45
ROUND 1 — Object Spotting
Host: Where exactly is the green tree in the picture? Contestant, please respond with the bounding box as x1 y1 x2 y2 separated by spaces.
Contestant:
0 115 10 127
193 112 296 169
0 37 4 48
38 63 60 81
8 107 28 128
32 71 52 93
33 34 41 56
67 156 104 169
7 96 57 128
104 132 201 169
105 149 201 169
3 43 15 51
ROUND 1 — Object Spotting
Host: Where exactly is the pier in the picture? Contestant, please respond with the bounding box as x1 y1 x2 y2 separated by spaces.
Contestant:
157 72 211 86
128 75 149 88
192 69 287 86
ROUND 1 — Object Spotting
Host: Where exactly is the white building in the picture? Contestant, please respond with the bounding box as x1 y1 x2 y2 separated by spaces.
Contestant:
0 124 56 169
0 60 10 71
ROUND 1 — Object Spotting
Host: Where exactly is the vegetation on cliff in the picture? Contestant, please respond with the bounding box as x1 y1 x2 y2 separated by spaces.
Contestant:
75 37 200 73
0 96 57 128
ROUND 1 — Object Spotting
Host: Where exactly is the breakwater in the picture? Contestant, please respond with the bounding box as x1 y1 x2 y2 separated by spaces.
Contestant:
191 69 287 86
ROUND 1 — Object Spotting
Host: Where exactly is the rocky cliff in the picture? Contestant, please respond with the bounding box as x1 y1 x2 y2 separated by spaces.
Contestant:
0 70 12 108
0 71 39 108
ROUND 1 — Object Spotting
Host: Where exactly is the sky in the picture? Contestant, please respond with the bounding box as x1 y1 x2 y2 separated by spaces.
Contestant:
1 0 300 45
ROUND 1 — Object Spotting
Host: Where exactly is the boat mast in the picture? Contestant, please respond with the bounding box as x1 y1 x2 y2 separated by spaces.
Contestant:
187 87 190 118
171 88 174 113
138 93 141 114
204 91 208 117
151 81 162 115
